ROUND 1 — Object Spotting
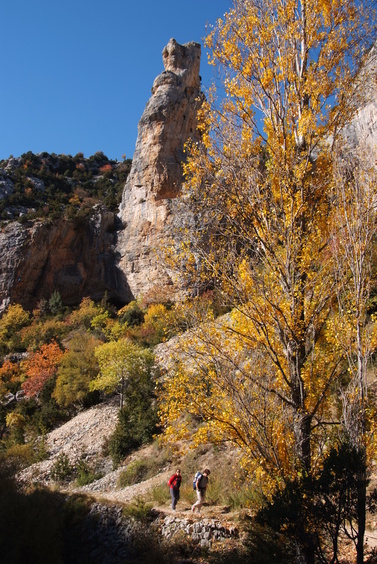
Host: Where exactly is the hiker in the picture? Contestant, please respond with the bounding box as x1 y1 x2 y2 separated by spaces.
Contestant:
168 468 182 510
192 468 210 514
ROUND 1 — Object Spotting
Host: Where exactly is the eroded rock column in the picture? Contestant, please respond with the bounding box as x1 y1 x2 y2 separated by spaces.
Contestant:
117 39 204 301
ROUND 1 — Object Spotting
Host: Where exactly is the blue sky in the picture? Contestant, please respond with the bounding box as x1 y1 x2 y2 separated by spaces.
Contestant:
0 1 231 162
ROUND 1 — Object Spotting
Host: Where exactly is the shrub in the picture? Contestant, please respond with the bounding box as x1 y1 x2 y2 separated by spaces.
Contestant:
50 453 74 482
75 458 102 486
5 412 26 445
0 459 96 564
121 497 155 522
32 436 49 462
120 301 145 327
48 291 64 315
118 459 150 487
255 442 365 563
0 151 130 221
29 398 68 434
20 318 68 350
4 443 35 467
0 304 31 354
105 351 159 465
243 521 294 564
118 446 170 489
108 398 158 466
66 297 102 329
150 482 171 505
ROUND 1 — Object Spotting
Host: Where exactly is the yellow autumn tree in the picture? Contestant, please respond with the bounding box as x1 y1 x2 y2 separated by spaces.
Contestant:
90 338 155 409
331 149 377 450
330 147 377 562
53 330 103 408
0 304 30 354
159 1 376 560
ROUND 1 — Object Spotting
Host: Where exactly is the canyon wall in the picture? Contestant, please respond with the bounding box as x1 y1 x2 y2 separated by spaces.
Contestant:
0 38 203 312
342 45 377 151
0 208 131 311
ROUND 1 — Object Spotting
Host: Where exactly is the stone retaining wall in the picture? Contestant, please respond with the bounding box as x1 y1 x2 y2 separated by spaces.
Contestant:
158 515 239 549
84 503 240 562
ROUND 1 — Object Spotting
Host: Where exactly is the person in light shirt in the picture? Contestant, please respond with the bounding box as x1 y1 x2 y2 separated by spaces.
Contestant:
192 468 210 514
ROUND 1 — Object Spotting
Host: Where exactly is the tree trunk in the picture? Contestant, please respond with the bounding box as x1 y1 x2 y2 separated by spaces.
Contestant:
293 411 312 473
355 326 367 564
290 340 315 564
289 338 312 474
120 375 124 410
356 460 366 564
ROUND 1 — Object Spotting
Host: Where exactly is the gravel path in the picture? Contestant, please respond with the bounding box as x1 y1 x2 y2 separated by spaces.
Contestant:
72 469 171 503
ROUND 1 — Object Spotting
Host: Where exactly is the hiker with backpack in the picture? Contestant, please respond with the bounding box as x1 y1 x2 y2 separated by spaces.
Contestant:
192 468 210 514
168 468 182 510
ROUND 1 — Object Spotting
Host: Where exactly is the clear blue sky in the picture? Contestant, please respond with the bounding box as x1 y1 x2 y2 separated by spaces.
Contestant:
0 1 231 162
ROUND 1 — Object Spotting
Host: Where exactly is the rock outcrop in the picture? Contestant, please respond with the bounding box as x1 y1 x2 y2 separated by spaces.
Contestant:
0 38 205 311
116 38 204 300
0 208 132 311
341 45 377 151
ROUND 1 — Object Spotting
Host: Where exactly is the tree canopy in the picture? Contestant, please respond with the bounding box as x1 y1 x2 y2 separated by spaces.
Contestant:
53 331 103 408
159 2 377 561
22 341 64 398
90 339 155 408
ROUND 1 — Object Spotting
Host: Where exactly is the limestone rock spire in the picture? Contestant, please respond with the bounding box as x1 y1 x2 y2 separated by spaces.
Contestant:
117 39 204 300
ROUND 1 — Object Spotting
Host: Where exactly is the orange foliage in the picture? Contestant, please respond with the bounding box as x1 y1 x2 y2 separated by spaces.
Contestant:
0 359 20 382
69 194 81 205
22 341 64 397
0 359 22 396
99 164 112 173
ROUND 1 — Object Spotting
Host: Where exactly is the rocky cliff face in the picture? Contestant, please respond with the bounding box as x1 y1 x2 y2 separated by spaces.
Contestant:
115 40 377 303
0 39 377 312
0 208 132 311
341 46 377 151
116 39 204 301
0 151 132 312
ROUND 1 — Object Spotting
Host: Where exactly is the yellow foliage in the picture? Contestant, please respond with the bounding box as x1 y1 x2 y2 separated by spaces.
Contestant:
158 0 377 497
6 412 26 430
66 297 105 329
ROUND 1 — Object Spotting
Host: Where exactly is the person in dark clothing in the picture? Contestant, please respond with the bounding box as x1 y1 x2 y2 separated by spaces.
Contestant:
168 468 182 510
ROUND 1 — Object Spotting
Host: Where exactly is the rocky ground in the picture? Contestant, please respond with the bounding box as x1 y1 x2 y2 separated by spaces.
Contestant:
16 397 249 561
19 397 119 486
17 397 235 506
18 398 175 506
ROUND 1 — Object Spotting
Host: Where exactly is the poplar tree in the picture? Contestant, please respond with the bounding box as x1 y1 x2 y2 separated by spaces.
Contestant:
160 1 377 561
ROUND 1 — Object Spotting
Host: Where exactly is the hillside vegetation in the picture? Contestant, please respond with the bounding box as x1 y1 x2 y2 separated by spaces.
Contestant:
0 151 131 221
0 295 180 463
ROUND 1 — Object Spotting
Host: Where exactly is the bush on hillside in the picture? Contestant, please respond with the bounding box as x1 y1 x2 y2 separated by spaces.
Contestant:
108 396 159 466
